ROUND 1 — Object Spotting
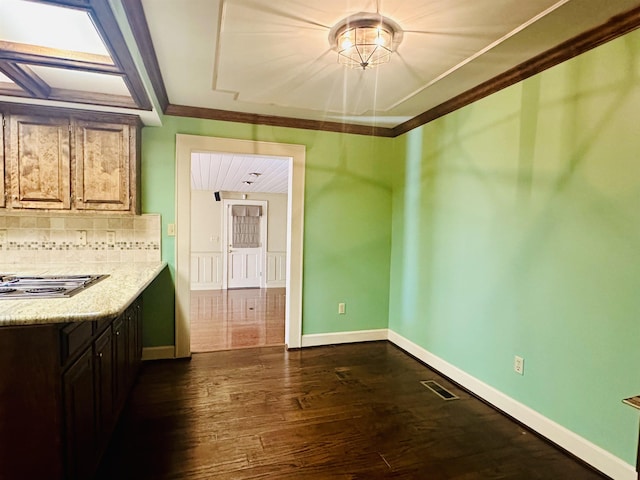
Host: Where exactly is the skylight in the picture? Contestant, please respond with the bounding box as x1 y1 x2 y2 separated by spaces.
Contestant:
0 0 150 110
0 0 109 56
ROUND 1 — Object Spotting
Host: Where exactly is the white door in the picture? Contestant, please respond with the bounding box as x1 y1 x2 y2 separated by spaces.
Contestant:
226 202 266 289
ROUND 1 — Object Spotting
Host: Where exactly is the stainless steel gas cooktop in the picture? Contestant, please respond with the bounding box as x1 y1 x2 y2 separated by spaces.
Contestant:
0 274 109 299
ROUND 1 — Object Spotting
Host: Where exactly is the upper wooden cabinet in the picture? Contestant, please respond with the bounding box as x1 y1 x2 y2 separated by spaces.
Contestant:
1 105 140 213
0 114 4 208
8 115 71 210
74 121 134 212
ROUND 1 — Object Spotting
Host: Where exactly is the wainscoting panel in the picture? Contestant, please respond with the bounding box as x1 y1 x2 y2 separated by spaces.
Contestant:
267 251 286 288
191 251 223 290
192 251 286 290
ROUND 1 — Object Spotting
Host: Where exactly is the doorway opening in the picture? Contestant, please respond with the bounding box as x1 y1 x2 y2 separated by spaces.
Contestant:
175 135 305 358
190 175 285 352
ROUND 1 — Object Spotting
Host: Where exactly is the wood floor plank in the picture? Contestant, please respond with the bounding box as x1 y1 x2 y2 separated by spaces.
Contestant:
190 288 285 352
96 342 609 479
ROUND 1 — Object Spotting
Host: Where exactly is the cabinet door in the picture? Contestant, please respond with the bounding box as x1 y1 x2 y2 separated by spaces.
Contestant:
8 114 71 209
74 121 130 211
112 314 128 413
133 298 143 371
63 347 97 480
1 114 5 208
94 327 114 453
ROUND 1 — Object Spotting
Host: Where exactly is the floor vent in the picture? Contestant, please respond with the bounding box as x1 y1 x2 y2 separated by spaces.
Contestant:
420 380 459 400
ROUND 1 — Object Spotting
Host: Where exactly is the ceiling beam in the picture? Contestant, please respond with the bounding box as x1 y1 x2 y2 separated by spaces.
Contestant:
86 0 153 111
0 62 51 98
0 41 119 74
120 0 169 112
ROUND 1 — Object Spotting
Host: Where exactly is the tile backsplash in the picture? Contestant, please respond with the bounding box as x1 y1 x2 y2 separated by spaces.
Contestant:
0 212 161 264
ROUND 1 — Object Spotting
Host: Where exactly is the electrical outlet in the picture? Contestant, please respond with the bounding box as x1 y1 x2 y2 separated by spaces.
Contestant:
107 231 116 244
0 230 6 245
167 223 176 236
514 355 524 375
77 230 87 246
338 302 346 314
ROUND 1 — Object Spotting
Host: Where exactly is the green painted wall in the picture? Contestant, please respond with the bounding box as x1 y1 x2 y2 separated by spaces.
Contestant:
388 30 640 463
140 117 393 346
139 26 640 467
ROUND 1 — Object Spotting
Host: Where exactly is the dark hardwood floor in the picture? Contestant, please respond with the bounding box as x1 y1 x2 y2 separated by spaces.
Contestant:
96 342 608 479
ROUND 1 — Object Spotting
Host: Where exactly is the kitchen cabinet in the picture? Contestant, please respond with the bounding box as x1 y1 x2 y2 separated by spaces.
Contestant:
74 120 135 211
0 297 144 480
0 103 140 213
112 313 128 409
94 326 115 454
0 113 4 208
7 114 71 210
63 347 98 480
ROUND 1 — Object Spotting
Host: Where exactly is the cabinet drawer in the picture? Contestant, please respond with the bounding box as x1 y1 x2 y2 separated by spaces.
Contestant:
60 321 94 366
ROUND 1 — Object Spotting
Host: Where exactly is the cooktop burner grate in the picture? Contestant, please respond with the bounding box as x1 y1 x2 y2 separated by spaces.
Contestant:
25 287 68 295
0 274 109 299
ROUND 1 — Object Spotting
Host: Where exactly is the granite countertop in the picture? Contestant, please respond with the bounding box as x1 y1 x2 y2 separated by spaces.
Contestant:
0 262 167 326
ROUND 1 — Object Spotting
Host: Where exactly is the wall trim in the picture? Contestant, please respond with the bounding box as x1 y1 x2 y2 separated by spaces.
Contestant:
190 284 222 291
387 330 636 480
175 135 306 357
142 331 634 478
142 346 175 361
301 329 388 348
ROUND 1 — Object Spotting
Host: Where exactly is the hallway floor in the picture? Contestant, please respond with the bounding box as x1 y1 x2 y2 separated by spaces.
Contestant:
190 288 285 352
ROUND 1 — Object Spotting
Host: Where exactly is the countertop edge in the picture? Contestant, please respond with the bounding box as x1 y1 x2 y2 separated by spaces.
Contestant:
0 262 168 326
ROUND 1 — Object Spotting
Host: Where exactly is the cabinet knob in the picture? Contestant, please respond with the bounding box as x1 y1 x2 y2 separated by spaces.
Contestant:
97 352 103 358
115 331 120 336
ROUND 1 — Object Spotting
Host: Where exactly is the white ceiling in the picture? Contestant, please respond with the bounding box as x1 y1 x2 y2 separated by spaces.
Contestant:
141 0 640 128
191 152 290 193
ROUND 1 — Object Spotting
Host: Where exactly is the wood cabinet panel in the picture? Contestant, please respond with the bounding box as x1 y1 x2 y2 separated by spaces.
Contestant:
1 105 140 213
74 121 131 211
1 114 4 208
9 115 71 209
0 324 63 480
63 347 97 480
112 314 128 411
0 295 144 480
94 327 114 455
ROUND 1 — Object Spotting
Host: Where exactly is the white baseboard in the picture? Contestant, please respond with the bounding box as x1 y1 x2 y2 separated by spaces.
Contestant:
190 283 222 291
301 329 388 348
142 346 175 361
387 330 636 480
266 280 286 288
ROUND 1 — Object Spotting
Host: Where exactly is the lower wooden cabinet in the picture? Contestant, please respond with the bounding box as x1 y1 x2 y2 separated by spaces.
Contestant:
0 296 144 480
63 347 98 480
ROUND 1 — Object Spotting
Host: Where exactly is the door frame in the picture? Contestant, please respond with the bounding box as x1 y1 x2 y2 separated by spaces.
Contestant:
175 134 305 357
222 199 268 290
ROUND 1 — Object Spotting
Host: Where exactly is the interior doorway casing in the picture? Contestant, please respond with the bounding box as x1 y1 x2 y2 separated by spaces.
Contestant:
175 134 305 357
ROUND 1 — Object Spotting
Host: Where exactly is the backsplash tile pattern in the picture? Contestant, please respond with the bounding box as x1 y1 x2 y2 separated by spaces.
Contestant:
0 213 161 264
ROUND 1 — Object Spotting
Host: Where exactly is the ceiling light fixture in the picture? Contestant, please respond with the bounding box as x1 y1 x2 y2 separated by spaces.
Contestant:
243 181 253 185
329 13 403 70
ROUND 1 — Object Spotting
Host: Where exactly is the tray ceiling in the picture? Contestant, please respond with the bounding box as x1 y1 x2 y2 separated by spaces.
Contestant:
1 0 640 133
142 0 640 129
